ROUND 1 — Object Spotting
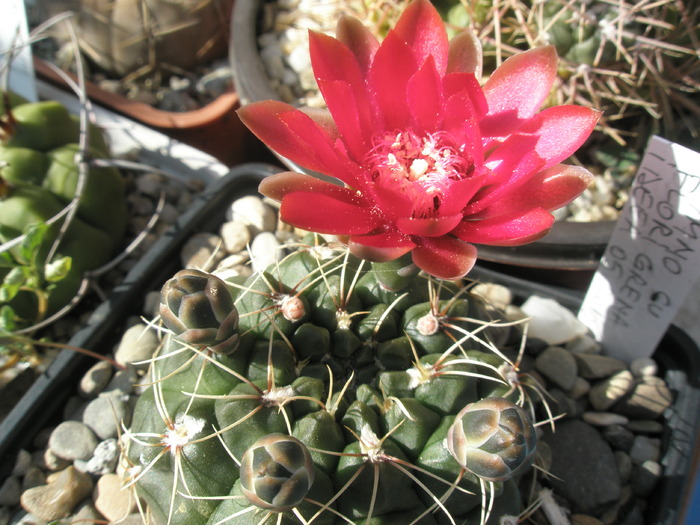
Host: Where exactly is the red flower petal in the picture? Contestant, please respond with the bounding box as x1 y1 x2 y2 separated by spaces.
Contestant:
444 72 488 121
514 105 601 168
336 14 380 76
310 31 374 160
447 30 482 77
411 236 478 280
453 208 554 246
480 46 558 143
368 31 417 130
396 213 463 237
393 0 450 75
280 192 381 235
470 164 594 219
407 56 444 134
348 230 416 262
259 171 362 204
237 101 356 184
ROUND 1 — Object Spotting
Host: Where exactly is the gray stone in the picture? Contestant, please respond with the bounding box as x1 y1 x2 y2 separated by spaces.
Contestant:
41 447 71 472
582 411 629 427
220 220 251 253
630 357 658 378
79 360 114 398
48 421 98 461
625 419 664 434
115 323 159 370
569 376 591 399
629 435 661 464
616 376 673 419
614 450 633 484
180 232 226 271
574 353 628 379
0 476 20 506
541 420 621 514
105 368 139 395
588 370 634 411
631 460 662 497
535 346 579 390
230 195 277 235
19 466 93 521
566 334 602 354
250 231 283 273
601 424 635 451
82 439 120 476
11 450 32 477
83 390 132 440
20 467 45 492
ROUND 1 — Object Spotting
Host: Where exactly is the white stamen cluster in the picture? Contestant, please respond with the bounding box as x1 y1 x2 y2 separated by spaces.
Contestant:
366 130 469 218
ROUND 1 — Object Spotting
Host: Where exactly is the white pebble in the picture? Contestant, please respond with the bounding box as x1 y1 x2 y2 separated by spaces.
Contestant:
520 296 588 345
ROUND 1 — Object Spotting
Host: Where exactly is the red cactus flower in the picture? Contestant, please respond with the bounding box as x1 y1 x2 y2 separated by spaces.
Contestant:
238 0 600 280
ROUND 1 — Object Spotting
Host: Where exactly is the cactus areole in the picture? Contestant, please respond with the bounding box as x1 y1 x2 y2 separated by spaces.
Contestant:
127 1 597 523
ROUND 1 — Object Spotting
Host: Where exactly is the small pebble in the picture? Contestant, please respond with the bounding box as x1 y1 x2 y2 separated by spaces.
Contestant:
630 357 658 378
0 476 21 506
19 466 93 521
220 220 252 253
83 390 132 440
79 360 114 398
625 420 664 434
520 296 589 345
588 370 634 411
535 346 578 390
250 231 283 273
11 450 32 477
48 421 98 462
601 424 635 452
229 195 277 235
615 377 673 419
180 232 226 271
574 353 628 380
631 460 662 497
583 411 629 427
629 435 661 464
115 323 160 370
94 473 138 521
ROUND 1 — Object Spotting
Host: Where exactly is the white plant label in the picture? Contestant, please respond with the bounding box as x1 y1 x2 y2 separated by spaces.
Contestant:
578 136 700 361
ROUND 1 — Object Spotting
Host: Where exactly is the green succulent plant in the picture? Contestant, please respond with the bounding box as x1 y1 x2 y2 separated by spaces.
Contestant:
125 236 542 524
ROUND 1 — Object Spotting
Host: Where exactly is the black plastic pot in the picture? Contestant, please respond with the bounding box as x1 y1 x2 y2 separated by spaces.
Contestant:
229 0 615 276
470 265 700 525
0 163 278 479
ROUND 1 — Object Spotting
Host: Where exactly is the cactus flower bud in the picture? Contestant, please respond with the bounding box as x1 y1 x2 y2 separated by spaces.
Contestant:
159 269 239 353
446 397 536 482
240 433 315 511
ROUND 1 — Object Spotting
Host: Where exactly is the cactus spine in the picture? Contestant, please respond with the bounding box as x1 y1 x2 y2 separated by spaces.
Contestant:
125 236 538 524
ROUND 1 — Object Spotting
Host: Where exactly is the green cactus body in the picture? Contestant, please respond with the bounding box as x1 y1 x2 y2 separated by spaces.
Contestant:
126 237 536 524
0 94 127 325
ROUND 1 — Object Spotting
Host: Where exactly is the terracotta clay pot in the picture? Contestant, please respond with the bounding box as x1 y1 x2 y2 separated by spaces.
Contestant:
33 57 257 166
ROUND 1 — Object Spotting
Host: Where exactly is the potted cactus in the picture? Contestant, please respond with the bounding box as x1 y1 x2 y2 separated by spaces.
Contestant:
122 2 610 523
28 0 254 166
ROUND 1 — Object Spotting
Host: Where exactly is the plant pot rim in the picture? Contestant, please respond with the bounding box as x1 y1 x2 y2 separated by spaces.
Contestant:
33 57 240 130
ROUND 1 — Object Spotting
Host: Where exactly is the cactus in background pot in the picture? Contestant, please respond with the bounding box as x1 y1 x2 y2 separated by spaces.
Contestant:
49 0 235 80
126 240 537 524
0 91 127 334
